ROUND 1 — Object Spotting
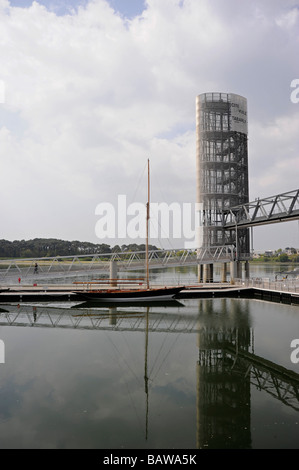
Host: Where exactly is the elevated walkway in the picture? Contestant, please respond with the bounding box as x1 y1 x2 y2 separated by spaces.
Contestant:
0 245 234 284
223 188 299 229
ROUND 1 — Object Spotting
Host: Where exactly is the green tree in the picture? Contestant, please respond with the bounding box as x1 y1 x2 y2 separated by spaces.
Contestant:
278 253 289 262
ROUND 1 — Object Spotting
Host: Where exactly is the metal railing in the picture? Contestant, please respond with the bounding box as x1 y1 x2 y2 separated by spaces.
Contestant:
0 245 235 284
223 188 299 229
235 277 299 294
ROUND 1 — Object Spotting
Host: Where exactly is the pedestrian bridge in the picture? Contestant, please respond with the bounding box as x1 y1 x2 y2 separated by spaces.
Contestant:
0 245 235 284
1 187 297 284
223 189 299 229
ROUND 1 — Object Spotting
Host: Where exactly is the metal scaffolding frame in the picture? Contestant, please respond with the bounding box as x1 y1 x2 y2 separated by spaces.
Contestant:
196 92 250 258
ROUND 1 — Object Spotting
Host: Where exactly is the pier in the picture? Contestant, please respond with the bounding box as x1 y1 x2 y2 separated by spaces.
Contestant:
0 277 298 304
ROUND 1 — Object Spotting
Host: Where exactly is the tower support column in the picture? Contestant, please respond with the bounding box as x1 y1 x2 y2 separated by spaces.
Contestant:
245 260 250 279
198 264 203 283
221 263 227 283
203 264 213 283
230 261 239 284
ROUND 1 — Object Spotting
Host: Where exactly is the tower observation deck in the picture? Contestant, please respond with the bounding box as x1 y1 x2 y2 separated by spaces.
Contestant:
196 92 250 259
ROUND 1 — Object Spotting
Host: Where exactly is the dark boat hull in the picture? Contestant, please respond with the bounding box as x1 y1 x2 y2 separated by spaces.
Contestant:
73 286 183 303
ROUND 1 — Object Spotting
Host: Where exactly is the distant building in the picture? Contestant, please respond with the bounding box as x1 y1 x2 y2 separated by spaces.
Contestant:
285 248 298 255
264 250 273 257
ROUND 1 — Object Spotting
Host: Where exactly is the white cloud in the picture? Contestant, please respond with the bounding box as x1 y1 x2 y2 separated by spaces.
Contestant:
276 7 299 30
0 0 298 250
249 112 299 197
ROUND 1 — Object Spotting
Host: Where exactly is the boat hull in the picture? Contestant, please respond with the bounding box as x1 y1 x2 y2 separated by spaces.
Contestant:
73 287 183 303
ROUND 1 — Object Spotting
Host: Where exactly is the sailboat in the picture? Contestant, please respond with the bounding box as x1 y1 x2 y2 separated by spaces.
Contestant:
73 160 184 303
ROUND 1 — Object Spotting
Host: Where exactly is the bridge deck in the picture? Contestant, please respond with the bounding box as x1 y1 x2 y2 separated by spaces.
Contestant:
223 188 299 228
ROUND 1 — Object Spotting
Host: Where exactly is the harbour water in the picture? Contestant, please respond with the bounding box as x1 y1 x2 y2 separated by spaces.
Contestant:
0 263 298 449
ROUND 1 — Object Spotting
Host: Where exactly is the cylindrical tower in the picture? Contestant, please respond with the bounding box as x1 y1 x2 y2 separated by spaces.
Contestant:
196 92 249 258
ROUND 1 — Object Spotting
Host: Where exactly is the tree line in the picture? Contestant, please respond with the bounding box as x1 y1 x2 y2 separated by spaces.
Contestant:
0 238 159 259
253 248 299 263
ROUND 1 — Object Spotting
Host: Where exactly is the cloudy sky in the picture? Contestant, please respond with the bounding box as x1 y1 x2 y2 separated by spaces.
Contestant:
0 0 298 251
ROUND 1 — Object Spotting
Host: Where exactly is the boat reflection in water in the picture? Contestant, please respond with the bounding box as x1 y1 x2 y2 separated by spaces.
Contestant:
0 298 298 449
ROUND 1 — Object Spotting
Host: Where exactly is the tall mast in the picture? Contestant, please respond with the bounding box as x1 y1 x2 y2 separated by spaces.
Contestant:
144 306 149 440
146 159 150 289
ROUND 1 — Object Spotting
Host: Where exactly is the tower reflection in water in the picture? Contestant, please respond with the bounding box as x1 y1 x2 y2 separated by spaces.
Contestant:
196 299 252 449
196 298 299 449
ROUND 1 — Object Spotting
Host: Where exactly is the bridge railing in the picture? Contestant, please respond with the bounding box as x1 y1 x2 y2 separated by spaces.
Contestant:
235 277 299 294
223 188 299 228
0 245 235 284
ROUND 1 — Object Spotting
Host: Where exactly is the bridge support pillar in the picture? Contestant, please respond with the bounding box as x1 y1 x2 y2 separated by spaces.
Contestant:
230 261 240 284
245 261 250 279
221 263 227 283
198 264 203 283
110 260 118 287
209 264 214 283
203 263 213 283
237 261 242 279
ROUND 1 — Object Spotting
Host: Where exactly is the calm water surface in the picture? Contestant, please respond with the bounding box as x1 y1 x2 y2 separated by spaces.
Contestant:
0 265 298 449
